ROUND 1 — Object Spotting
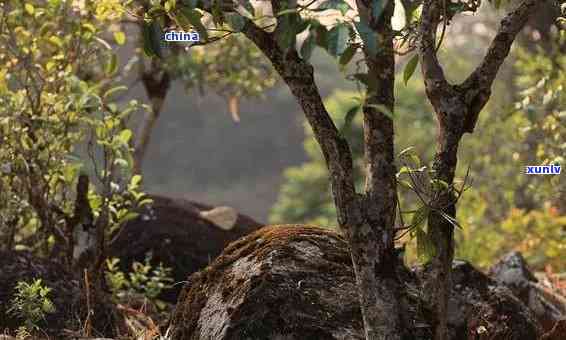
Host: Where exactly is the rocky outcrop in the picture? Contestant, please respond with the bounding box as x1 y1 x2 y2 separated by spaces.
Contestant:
170 225 542 340
109 195 262 302
415 260 542 339
488 251 566 332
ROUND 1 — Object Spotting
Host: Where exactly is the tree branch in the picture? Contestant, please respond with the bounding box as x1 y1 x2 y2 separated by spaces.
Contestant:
418 0 450 98
241 18 361 228
459 0 547 133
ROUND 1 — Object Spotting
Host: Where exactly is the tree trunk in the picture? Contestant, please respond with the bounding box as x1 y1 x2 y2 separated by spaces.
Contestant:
354 0 402 338
133 64 171 175
426 110 463 340
418 1 547 339
242 11 401 337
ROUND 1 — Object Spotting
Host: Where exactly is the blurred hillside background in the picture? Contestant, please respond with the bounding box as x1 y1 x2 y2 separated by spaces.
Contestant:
127 48 359 221
114 1 564 269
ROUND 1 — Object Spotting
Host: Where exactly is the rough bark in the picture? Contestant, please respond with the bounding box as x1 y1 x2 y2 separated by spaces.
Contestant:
241 10 404 337
354 0 403 338
170 225 542 340
108 194 262 302
417 1 547 339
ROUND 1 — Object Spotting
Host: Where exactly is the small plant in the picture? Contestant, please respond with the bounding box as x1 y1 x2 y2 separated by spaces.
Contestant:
7 279 56 335
105 253 174 310
395 147 472 263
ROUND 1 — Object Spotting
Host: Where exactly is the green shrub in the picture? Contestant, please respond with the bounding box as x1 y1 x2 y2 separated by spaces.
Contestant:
7 278 56 334
105 253 174 310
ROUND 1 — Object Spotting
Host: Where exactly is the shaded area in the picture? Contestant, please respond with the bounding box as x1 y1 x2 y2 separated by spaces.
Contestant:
109 194 262 302
0 251 117 338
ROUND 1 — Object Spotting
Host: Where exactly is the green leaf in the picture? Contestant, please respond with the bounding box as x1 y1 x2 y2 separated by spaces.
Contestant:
142 20 162 58
317 0 350 15
431 179 449 191
340 104 361 134
81 23 96 34
130 174 142 188
48 35 64 48
411 205 428 229
116 129 133 145
142 22 157 57
399 146 415 157
114 31 126 45
226 13 246 32
275 9 303 53
103 85 128 99
354 20 378 57
438 211 463 229
276 29 296 52
178 7 208 41
403 54 419 85
164 0 176 12
39 22 56 36
326 23 349 57
241 0 254 16
339 44 357 68
25 3 35 15
366 103 394 120
416 227 435 263
371 0 386 20
105 54 118 76
148 5 166 18
300 34 316 61
313 24 328 47
276 8 299 16
118 211 139 224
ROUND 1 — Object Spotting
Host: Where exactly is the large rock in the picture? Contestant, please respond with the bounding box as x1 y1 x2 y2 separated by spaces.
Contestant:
170 225 542 340
0 251 117 337
418 261 541 339
109 194 262 302
488 251 566 332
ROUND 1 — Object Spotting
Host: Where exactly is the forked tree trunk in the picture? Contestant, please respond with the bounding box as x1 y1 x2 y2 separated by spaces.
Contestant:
418 1 548 339
242 2 401 334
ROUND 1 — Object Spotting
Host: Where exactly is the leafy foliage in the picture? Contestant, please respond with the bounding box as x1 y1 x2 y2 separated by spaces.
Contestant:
105 253 174 309
8 279 56 333
165 34 277 102
134 0 278 118
0 0 149 259
455 31 566 270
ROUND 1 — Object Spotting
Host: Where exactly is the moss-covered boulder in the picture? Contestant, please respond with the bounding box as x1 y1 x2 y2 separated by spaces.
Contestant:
169 225 542 340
